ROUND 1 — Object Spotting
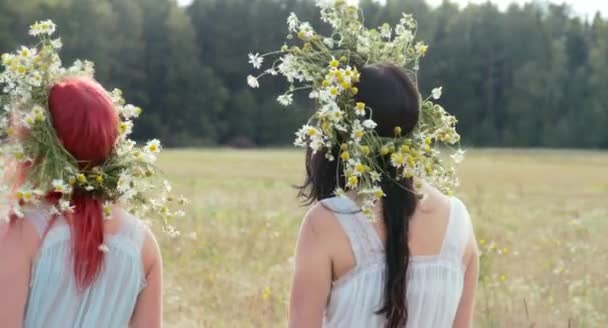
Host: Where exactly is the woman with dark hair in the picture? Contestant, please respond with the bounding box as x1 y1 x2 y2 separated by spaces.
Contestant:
289 64 479 328
247 3 478 326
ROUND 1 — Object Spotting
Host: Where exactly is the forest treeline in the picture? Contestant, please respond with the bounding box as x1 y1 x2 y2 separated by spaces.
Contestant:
1 0 606 148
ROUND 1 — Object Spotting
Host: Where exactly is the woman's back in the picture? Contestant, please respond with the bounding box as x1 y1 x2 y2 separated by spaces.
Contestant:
22 204 148 327
321 191 475 327
290 185 478 328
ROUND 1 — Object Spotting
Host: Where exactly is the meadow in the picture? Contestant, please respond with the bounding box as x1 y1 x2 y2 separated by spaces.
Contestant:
156 149 608 327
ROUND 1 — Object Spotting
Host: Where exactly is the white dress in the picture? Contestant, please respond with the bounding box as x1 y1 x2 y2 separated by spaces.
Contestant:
322 196 474 328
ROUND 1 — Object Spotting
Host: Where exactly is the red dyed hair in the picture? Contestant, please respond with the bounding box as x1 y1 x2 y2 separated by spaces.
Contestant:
48 77 118 288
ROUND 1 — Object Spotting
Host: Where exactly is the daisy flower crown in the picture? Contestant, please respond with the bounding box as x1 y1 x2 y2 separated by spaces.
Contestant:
0 20 185 234
247 1 465 217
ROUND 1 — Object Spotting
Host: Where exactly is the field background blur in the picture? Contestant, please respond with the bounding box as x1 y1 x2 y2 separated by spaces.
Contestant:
2 0 607 326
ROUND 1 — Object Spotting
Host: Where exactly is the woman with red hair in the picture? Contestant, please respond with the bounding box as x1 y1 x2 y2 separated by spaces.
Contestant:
0 77 163 327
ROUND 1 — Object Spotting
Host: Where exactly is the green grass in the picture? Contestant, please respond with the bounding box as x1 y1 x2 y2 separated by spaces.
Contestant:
155 149 608 327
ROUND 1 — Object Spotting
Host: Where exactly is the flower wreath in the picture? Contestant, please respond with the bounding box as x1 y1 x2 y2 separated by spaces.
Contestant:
0 20 185 234
247 0 465 217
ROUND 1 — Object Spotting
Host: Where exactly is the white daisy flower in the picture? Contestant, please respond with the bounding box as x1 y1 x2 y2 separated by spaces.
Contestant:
277 93 293 106
58 199 75 213
29 20 56 36
451 149 466 164
52 179 70 194
431 87 442 100
145 139 161 153
287 13 300 32
265 68 278 76
380 24 392 39
362 119 377 129
247 75 259 88
117 171 133 193
248 53 263 69
370 171 382 183
50 38 63 49
121 104 142 119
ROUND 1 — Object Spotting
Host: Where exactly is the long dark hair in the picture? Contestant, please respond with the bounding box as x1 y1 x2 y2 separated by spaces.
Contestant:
298 64 421 327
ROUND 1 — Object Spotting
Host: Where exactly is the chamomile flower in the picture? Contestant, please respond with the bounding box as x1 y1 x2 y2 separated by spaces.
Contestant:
362 119 377 129
52 179 70 194
431 87 442 100
121 104 142 119
58 199 75 213
277 93 293 106
247 75 260 88
145 139 161 153
50 38 63 49
29 20 56 36
451 149 465 164
355 102 366 116
248 53 264 69
287 13 300 33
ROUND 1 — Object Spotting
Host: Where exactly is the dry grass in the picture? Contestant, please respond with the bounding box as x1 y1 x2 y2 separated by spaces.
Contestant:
155 149 608 327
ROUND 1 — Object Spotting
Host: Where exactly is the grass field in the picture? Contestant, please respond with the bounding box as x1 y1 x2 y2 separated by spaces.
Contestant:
155 149 608 328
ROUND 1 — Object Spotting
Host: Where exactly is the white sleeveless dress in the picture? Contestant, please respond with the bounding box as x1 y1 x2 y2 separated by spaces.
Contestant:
21 204 147 327
321 196 474 328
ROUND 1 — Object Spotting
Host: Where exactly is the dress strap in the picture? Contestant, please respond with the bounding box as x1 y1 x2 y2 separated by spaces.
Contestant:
440 197 473 261
321 197 384 267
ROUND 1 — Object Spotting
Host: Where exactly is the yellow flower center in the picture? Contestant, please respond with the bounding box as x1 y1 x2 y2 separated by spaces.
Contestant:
394 126 402 137
340 151 350 161
347 176 358 186
355 163 365 173
374 190 384 199
330 59 339 68
360 146 370 155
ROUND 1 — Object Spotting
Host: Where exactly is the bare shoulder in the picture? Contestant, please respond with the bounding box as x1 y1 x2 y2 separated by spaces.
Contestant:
140 224 162 276
299 200 349 248
301 201 339 236
0 216 41 261
417 183 452 218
